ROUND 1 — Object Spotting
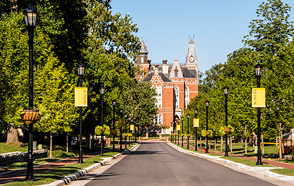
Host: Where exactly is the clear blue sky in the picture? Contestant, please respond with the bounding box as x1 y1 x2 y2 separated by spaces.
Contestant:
111 0 294 72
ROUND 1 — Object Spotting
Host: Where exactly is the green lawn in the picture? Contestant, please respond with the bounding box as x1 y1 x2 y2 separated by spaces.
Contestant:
270 168 294 176
0 143 27 154
222 156 273 167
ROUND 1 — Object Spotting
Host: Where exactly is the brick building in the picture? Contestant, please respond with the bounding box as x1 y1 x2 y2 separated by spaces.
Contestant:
135 38 199 133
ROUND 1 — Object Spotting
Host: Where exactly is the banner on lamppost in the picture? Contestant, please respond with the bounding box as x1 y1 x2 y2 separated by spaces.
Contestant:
193 118 199 127
170 127 173 132
75 87 88 107
176 124 180 131
252 88 266 107
130 124 134 130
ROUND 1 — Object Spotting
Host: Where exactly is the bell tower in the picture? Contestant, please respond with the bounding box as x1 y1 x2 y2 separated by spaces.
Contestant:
135 40 150 80
185 38 198 70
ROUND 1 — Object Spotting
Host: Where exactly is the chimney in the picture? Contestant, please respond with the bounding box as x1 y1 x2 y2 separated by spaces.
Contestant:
154 65 159 75
162 60 167 64
162 60 168 74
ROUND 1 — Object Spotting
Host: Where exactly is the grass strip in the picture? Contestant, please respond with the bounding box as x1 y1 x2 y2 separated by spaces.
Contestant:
222 156 273 167
3 151 121 186
270 168 294 176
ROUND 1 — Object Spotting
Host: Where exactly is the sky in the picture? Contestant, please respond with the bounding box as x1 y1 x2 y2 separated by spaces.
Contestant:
111 0 294 73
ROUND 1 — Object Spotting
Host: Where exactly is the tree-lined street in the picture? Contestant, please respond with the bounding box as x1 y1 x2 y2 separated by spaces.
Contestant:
81 142 278 186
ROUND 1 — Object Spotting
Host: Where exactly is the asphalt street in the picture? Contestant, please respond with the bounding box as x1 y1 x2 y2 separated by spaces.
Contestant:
82 142 275 186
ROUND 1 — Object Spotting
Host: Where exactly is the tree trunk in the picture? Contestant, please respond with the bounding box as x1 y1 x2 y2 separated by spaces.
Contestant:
261 132 264 155
66 133 69 153
200 137 202 148
50 131 53 158
279 123 283 159
6 125 20 144
230 136 233 152
220 135 223 151
215 138 217 151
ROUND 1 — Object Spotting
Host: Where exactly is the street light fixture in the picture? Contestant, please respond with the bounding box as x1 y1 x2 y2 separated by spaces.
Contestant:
181 116 184 147
205 100 209 153
100 84 105 156
23 5 38 180
224 86 229 157
255 63 263 165
112 100 116 152
77 63 85 164
187 114 190 149
194 108 198 151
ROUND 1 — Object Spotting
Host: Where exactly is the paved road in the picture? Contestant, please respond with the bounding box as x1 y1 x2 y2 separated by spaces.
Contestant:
82 142 275 186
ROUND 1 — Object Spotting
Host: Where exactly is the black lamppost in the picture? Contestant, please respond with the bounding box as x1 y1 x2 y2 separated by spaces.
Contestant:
224 86 229 157
181 116 184 147
124 114 127 149
23 5 38 180
177 120 180 145
119 109 123 151
255 63 263 165
187 114 190 149
128 117 131 147
77 63 85 163
195 109 198 151
112 100 116 152
100 84 105 156
171 122 173 142
205 101 209 153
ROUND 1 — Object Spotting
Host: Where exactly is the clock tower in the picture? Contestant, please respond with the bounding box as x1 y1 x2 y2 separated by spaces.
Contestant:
185 38 198 71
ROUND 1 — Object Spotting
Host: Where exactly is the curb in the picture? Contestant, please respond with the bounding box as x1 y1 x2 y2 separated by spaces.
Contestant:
40 143 140 186
167 142 294 185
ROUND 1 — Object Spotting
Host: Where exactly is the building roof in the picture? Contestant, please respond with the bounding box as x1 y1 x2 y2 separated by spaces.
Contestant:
182 68 197 78
142 72 172 83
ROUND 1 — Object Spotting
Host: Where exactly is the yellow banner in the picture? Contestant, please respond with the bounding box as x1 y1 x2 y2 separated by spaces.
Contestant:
252 88 266 107
176 124 180 131
130 124 134 130
170 127 173 132
75 87 88 107
193 118 199 127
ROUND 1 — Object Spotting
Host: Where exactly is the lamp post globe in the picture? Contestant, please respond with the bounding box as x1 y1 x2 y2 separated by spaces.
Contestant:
255 62 263 165
223 86 229 157
23 6 38 28
23 5 38 181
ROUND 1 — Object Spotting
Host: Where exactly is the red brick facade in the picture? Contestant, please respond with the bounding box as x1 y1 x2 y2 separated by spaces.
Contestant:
135 39 199 134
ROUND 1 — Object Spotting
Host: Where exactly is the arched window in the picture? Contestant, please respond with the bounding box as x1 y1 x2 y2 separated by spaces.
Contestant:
185 86 189 109
175 86 179 109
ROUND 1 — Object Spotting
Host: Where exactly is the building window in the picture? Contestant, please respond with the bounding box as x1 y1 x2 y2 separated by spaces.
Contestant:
175 69 178 77
154 86 162 108
155 114 162 124
141 55 144 63
175 86 179 109
185 86 189 109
